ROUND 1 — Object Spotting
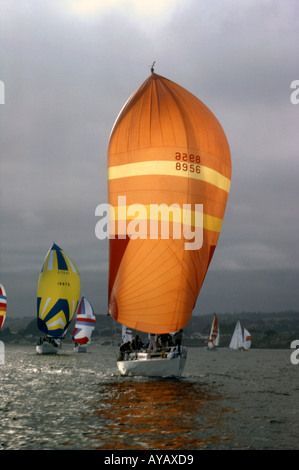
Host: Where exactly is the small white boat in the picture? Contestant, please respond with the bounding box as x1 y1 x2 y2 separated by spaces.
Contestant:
74 343 87 353
36 338 61 355
117 346 187 377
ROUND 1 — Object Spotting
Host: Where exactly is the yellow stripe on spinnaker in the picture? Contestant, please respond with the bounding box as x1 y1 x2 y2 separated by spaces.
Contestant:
47 316 67 331
109 205 223 233
108 161 230 193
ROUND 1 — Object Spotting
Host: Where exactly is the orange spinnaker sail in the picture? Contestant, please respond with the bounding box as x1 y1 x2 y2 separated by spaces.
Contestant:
108 73 231 334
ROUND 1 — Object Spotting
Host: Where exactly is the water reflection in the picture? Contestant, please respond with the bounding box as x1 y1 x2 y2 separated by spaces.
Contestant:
87 378 232 450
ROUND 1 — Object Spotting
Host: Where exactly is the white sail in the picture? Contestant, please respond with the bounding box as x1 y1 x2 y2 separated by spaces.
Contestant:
229 321 243 350
243 328 251 350
214 329 220 346
122 325 132 344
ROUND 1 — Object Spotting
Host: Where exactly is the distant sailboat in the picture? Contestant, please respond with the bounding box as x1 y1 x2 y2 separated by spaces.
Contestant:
229 321 251 350
207 313 219 350
0 284 7 330
72 297 96 352
36 243 80 354
107 72 232 377
243 328 252 350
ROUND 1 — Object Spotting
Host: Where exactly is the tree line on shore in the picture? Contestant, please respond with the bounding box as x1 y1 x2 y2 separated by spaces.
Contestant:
1 311 298 349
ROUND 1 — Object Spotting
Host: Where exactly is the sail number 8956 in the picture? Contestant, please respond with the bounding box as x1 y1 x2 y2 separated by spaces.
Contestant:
175 152 200 173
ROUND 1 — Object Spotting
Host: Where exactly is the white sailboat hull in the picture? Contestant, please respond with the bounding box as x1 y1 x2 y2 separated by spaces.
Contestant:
117 347 187 377
207 344 218 351
73 344 87 353
36 341 60 355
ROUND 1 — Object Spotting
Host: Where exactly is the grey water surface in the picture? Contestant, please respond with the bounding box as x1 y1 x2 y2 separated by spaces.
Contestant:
0 344 298 450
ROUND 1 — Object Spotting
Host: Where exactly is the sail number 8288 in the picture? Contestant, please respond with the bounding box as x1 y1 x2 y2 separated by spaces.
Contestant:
175 152 201 173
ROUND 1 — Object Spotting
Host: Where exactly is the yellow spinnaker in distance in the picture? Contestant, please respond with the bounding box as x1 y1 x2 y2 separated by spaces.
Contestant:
37 243 80 337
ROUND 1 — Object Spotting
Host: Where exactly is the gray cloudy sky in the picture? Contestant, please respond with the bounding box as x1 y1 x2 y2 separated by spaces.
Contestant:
0 0 298 319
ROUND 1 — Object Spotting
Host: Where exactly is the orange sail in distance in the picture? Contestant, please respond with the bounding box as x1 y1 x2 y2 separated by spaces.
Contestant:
108 73 231 334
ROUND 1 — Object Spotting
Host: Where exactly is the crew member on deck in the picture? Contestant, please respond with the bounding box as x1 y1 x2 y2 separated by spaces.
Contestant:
147 333 157 352
173 329 183 354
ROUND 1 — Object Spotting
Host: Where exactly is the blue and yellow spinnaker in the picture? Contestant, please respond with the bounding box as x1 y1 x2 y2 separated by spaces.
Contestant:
37 243 80 338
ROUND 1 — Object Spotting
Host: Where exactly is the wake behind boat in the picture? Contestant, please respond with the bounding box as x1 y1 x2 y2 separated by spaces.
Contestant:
107 71 232 377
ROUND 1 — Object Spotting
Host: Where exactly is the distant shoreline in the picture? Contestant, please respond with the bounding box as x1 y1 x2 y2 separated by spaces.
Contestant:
1 311 298 350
